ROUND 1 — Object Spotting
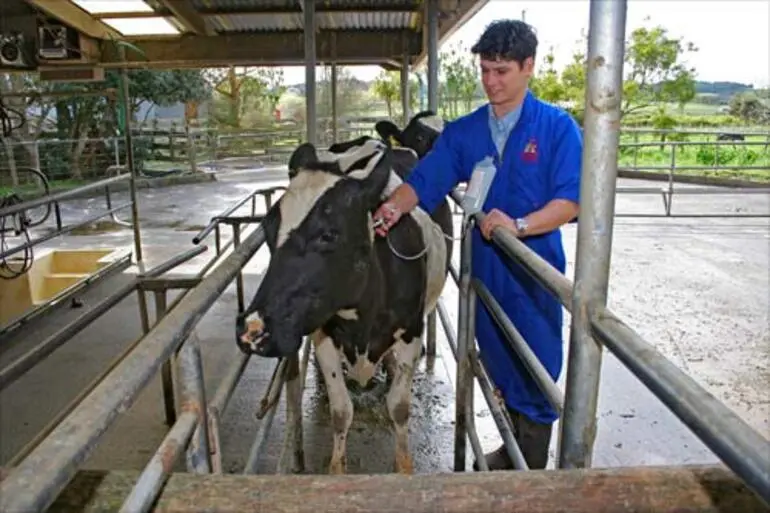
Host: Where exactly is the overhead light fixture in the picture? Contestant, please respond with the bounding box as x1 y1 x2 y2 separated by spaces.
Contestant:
71 1 153 15
102 17 180 36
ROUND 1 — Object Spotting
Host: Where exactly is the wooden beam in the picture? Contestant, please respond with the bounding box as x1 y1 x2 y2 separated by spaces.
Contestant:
91 8 420 20
155 0 214 36
413 0 489 69
22 0 122 40
96 30 423 69
30 465 770 513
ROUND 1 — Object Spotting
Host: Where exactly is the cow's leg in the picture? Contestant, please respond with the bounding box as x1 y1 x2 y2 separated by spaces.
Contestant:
386 335 422 474
277 352 304 473
313 329 353 474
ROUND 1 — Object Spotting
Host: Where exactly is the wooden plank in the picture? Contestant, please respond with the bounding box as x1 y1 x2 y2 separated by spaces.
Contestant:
22 0 121 40
97 30 423 68
11 465 764 513
156 0 214 36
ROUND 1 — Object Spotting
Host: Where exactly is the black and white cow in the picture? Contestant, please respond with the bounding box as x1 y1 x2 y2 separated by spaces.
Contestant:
236 133 453 475
326 110 453 270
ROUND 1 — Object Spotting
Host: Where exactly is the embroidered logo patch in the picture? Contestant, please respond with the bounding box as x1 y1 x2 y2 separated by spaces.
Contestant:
522 138 538 163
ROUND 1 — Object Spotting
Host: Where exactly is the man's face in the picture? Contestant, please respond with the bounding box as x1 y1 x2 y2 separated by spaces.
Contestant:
480 57 534 105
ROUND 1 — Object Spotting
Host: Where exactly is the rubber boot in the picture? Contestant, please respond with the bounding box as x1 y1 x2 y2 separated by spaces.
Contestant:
472 407 553 471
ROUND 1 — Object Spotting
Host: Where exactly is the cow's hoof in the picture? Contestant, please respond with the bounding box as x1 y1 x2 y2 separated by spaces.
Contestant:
395 453 414 474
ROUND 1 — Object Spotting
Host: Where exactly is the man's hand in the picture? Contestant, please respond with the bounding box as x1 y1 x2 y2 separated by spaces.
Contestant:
373 201 403 237
479 208 518 240
372 183 420 237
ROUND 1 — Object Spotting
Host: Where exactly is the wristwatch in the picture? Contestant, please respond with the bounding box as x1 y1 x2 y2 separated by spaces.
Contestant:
514 217 529 236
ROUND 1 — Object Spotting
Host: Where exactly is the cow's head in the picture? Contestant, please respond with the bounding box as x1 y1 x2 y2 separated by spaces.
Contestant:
236 139 392 358
375 111 444 158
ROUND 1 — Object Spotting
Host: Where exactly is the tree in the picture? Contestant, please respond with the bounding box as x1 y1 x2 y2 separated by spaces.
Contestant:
622 25 698 115
729 92 770 124
439 44 479 119
205 66 285 128
530 47 567 104
545 23 698 121
371 70 400 119
1 68 210 180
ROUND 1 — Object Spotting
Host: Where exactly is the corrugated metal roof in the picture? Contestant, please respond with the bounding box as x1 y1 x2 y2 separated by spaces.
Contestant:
206 13 302 32
320 11 415 30
190 0 294 10
190 0 419 12
206 12 416 33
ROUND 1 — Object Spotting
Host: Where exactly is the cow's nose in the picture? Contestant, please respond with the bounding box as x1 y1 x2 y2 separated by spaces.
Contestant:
236 311 270 354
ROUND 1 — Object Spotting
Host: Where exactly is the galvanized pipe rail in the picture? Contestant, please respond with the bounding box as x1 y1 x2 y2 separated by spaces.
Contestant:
0 223 267 513
0 244 208 394
0 174 131 219
435 0 769 504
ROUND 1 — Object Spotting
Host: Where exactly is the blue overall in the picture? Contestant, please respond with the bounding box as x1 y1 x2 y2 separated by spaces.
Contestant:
405 91 583 424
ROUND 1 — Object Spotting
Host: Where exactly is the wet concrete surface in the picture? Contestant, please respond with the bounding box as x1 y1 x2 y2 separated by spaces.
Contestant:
0 166 768 478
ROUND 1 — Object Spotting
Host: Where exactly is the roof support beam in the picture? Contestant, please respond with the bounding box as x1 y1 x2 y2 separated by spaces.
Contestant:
91 8 418 20
155 0 214 36
413 0 490 68
22 0 121 39
96 30 423 68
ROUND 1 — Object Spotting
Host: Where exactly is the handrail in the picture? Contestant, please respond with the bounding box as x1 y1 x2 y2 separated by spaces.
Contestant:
447 191 770 504
0 225 266 513
590 306 770 502
0 244 209 394
0 202 133 261
0 174 130 218
192 185 285 245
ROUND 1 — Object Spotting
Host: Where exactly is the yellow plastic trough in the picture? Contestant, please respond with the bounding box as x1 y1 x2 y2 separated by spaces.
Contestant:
0 248 129 328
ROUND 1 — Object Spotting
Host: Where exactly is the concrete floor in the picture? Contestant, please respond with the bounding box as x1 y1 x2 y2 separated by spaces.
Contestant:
0 166 768 479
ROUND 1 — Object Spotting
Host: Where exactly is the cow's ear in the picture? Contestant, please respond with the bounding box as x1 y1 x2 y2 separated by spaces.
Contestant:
288 142 318 176
261 200 281 254
329 135 373 154
359 149 392 206
375 121 403 146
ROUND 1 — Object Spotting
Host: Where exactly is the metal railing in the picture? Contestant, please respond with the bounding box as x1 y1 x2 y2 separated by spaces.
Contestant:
0 181 280 512
0 172 140 337
1 164 767 511
615 137 769 217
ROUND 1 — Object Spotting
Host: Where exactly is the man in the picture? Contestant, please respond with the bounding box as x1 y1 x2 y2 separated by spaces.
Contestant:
372 19 582 470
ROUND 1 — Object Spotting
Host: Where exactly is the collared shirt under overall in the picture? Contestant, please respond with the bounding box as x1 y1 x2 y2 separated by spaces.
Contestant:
405 90 583 424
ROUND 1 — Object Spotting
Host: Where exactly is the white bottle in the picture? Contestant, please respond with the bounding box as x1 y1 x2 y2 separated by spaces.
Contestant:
462 156 497 216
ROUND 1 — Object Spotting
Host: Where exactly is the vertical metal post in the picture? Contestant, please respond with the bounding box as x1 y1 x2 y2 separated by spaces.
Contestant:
155 290 176 427
331 33 338 144
426 311 437 359
426 0 439 113
118 50 143 265
401 49 411 125
558 0 627 469
454 218 475 470
233 223 244 314
304 0 317 145
666 145 675 216
178 338 211 474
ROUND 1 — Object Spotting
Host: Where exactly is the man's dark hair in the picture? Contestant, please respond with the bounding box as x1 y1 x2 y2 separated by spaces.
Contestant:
470 19 538 66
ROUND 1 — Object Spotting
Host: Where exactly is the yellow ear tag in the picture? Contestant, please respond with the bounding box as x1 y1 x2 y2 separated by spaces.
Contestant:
388 135 401 147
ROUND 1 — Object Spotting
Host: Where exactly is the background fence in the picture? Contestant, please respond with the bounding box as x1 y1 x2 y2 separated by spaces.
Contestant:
2 126 768 194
